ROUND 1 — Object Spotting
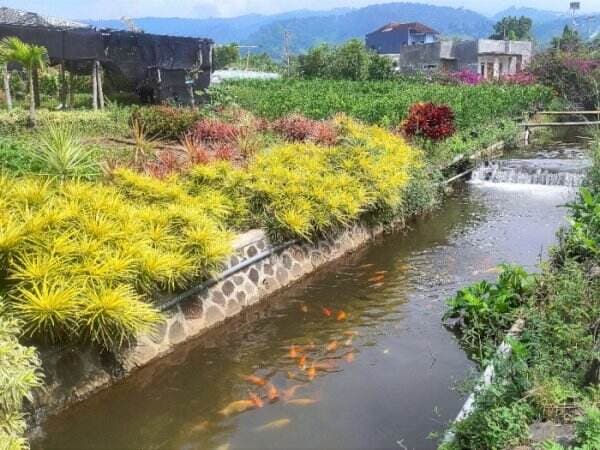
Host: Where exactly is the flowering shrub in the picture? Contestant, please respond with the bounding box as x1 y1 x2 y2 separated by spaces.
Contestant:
402 102 456 141
500 72 538 85
272 114 338 145
449 69 483 85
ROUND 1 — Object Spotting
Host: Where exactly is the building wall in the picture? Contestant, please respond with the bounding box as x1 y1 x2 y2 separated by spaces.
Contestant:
366 28 408 54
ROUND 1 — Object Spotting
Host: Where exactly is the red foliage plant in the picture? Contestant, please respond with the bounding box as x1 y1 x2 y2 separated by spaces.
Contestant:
189 118 239 143
143 150 181 178
214 144 236 161
402 102 456 141
272 114 338 146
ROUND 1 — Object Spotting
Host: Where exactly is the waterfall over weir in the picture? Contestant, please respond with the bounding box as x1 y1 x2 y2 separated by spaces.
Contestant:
470 159 590 187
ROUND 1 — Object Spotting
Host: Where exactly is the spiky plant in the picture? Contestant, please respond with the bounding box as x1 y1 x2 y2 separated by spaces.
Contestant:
79 284 162 349
28 123 99 179
11 280 81 343
131 119 156 164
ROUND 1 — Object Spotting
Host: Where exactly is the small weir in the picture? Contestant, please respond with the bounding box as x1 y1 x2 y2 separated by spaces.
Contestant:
470 158 589 187
33 144 588 450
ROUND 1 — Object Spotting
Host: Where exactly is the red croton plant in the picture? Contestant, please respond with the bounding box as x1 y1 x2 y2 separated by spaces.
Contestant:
402 102 456 141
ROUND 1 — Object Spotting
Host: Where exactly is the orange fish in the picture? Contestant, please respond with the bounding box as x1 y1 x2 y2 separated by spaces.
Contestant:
242 375 267 386
346 352 355 363
326 340 338 352
298 355 307 370
336 310 347 321
248 392 264 408
307 365 316 381
266 383 279 402
368 274 385 283
300 305 308 313
322 307 332 317
289 345 298 358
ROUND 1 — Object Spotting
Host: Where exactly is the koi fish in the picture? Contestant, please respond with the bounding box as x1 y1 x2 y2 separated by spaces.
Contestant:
343 330 358 336
359 263 374 269
189 420 210 433
344 336 353 346
336 310 347 321
298 355 307 370
289 345 298 358
300 305 308 313
286 398 319 406
242 375 267 386
266 383 279 402
282 384 305 400
219 400 255 417
322 307 332 317
368 274 385 283
248 392 264 408
370 282 385 288
255 418 291 432
374 271 388 276
314 360 337 371
307 365 316 381
484 266 502 274
325 340 338 352
398 264 411 272
346 352 355 363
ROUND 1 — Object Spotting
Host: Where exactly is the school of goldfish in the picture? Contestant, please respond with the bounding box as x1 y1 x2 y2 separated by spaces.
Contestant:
202 268 391 446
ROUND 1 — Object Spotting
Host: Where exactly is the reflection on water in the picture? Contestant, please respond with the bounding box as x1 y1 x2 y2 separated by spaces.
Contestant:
33 148 580 450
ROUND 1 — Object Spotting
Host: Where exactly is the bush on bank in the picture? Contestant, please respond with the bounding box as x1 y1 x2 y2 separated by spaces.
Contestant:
441 139 600 450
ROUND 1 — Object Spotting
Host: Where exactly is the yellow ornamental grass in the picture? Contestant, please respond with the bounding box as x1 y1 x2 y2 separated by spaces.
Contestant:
0 174 234 350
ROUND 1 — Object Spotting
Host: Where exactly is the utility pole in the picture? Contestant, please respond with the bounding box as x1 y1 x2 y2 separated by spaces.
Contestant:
283 31 291 76
237 45 258 70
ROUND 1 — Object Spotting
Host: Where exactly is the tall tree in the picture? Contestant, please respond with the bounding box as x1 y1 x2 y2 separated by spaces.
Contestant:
551 26 583 53
213 44 240 70
0 37 47 124
489 16 533 41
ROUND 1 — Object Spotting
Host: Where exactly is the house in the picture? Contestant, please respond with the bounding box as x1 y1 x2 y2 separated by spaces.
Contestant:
366 22 440 56
396 39 533 78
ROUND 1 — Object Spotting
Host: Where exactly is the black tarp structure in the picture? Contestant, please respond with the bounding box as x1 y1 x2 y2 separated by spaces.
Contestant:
0 23 213 104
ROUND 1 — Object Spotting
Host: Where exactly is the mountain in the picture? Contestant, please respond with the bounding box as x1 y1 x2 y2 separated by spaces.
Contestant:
84 9 351 43
244 3 493 57
492 7 565 25
84 3 492 56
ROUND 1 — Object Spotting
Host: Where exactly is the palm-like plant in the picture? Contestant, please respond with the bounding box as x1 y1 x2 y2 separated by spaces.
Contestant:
0 37 48 124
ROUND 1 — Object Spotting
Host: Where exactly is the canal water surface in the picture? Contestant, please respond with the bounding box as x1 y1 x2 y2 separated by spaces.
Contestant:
33 144 586 450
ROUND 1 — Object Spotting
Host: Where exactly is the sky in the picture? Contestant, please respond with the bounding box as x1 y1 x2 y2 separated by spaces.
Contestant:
1 0 598 20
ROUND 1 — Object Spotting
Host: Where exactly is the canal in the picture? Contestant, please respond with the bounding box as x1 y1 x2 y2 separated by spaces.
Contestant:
33 143 586 450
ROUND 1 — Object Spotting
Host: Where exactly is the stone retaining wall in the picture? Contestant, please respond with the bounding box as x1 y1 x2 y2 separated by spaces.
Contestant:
32 223 383 423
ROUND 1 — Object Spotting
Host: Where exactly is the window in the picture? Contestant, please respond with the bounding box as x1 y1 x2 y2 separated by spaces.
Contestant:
480 63 485 75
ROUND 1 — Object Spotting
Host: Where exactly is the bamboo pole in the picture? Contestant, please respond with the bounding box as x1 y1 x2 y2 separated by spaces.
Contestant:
96 61 104 110
59 63 67 109
2 63 12 111
92 60 98 110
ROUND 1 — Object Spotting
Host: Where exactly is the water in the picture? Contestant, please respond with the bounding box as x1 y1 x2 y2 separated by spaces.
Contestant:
33 145 586 450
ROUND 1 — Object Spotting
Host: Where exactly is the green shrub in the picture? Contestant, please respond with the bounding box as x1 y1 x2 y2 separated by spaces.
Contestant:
130 106 204 140
0 304 43 450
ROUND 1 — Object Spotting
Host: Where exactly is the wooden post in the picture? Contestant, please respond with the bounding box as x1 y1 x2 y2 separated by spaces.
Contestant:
2 63 12 111
92 60 98 110
96 61 104 110
59 63 67 109
68 71 74 109
188 81 195 109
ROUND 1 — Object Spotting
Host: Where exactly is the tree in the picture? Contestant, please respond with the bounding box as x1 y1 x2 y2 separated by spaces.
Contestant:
551 26 583 53
331 39 370 81
297 44 333 78
213 43 240 70
489 16 533 41
0 37 47 124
